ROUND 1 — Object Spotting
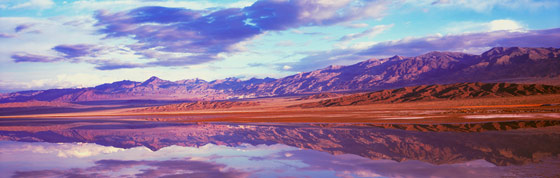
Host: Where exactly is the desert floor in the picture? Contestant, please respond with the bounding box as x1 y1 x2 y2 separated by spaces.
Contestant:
1 94 559 124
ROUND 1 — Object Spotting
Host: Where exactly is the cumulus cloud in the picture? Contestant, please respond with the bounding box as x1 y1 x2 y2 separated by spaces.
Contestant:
486 19 525 31
10 1 390 70
52 44 106 58
91 0 390 69
9 42 150 71
445 19 525 34
11 44 117 63
12 158 247 178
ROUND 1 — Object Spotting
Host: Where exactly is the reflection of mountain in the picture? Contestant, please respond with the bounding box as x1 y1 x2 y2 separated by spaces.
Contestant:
1 120 559 166
2 47 559 103
132 100 259 112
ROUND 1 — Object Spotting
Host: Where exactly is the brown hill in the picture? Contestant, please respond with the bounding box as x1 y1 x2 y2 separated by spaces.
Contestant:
293 82 560 108
0 100 77 108
296 93 342 100
133 100 259 112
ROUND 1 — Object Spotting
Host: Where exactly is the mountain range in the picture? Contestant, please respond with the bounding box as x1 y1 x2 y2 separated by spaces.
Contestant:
1 47 559 103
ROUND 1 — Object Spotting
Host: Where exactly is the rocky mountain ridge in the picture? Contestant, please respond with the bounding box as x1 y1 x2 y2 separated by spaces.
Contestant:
132 100 259 112
293 82 560 108
1 47 559 103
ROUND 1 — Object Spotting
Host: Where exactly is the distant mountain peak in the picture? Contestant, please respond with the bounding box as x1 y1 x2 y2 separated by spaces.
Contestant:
419 51 465 58
389 55 405 60
141 76 168 86
146 76 161 81
325 65 343 70
482 46 527 57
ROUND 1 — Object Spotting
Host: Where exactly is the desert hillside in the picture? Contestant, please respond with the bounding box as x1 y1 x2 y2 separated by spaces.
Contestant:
133 101 259 112
294 82 560 108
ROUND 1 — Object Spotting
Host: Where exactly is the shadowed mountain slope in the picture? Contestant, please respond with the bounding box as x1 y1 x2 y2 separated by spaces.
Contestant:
293 82 560 108
132 101 259 112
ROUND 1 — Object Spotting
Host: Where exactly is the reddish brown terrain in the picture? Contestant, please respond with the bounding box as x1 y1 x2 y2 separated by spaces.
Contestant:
296 93 342 100
367 120 560 132
294 82 560 108
132 100 259 112
1 82 560 124
0 100 79 108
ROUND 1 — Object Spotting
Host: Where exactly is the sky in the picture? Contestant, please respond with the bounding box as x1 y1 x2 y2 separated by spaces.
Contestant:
1 0 559 92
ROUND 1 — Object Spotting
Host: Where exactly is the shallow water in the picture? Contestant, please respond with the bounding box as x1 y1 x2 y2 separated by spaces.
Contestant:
0 118 559 178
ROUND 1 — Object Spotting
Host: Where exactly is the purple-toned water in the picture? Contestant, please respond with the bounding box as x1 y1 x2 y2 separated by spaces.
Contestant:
1 118 559 178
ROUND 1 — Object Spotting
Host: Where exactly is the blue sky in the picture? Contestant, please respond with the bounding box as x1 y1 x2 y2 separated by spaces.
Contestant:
1 0 559 92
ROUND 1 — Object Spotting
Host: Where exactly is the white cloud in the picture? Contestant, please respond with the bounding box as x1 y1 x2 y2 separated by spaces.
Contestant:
339 24 394 42
0 73 122 92
19 142 125 158
68 0 255 12
426 0 559 12
0 16 103 61
11 0 54 9
276 40 295 47
349 41 379 50
345 23 369 28
487 19 524 32
444 19 525 34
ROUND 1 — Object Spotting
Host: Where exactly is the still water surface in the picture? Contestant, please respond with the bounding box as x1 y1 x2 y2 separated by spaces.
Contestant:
0 118 559 178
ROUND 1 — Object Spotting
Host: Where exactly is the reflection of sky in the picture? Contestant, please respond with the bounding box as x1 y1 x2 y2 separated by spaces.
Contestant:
0 141 531 178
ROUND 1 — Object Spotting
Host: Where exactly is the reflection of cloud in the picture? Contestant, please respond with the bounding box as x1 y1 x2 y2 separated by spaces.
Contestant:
282 150 507 178
13 158 248 178
19 142 124 158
